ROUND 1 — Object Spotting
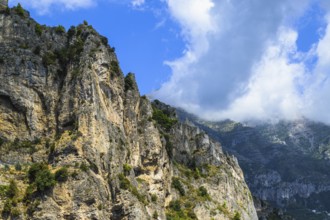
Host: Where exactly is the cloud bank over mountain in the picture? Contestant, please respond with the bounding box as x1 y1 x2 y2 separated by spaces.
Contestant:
154 0 330 124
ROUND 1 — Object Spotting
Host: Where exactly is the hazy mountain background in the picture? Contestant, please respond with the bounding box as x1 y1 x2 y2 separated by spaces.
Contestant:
177 108 330 220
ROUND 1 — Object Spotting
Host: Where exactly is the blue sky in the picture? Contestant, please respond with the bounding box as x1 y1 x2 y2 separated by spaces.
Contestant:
8 0 330 124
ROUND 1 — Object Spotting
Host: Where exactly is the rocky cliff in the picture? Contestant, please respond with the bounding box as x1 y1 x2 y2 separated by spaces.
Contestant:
0 5 257 220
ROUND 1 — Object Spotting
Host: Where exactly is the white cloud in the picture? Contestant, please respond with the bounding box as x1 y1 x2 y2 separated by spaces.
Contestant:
153 0 330 123
132 0 145 7
212 28 306 122
10 0 95 14
303 14 330 123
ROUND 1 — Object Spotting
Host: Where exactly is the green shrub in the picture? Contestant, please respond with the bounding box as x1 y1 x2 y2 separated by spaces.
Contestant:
0 185 8 197
4 164 9 171
10 208 20 217
27 163 55 193
198 186 208 197
2 199 12 216
169 200 181 212
123 163 132 175
151 194 157 202
15 163 22 171
26 199 40 216
131 185 148 205
6 180 18 199
172 177 185 196
67 26 76 38
42 52 57 66
35 168 55 192
187 209 198 219
33 46 41 55
23 184 35 203
55 167 69 182
152 108 177 131
152 211 158 219
35 24 42 36
55 25 65 34
118 173 130 190
67 38 84 60
117 174 147 204
110 60 120 73
232 211 241 220
124 73 135 91
28 163 48 182
80 162 89 172
15 3 24 17
101 36 108 46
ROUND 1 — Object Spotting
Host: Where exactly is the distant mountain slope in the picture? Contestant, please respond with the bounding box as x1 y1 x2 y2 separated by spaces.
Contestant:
177 109 330 220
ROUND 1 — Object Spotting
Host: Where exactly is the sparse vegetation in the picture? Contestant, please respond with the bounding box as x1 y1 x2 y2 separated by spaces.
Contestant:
172 177 185 196
15 3 24 17
68 38 84 60
232 211 241 220
55 25 65 34
123 163 132 176
166 199 198 220
67 26 76 38
110 60 120 73
124 73 135 91
101 36 108 46
152 106 177 131
14 163 22 171
118 173 130 190
80 162 89 172
151 194 157 202
42 51 57 66
27 163 55 193
152 210 158 219
55 167 69 182
118 173 148 204
2 199 13 216
33 45 41 55
197 186 209 198
6 180 18 199
35 24 43 36
217 202 230 216
169 200 181 212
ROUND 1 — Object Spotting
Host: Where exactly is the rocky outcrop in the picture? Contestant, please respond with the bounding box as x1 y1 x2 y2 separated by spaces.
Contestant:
0 5 257 220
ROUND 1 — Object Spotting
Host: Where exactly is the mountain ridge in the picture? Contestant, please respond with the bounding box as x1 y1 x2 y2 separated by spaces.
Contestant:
0 5 257 220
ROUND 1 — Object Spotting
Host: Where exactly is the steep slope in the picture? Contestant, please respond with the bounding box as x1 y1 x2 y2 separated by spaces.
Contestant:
0 5 257 220
178 109 330 220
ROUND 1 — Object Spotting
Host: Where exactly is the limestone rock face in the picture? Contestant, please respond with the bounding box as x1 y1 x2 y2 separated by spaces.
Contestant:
0 7 257 220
